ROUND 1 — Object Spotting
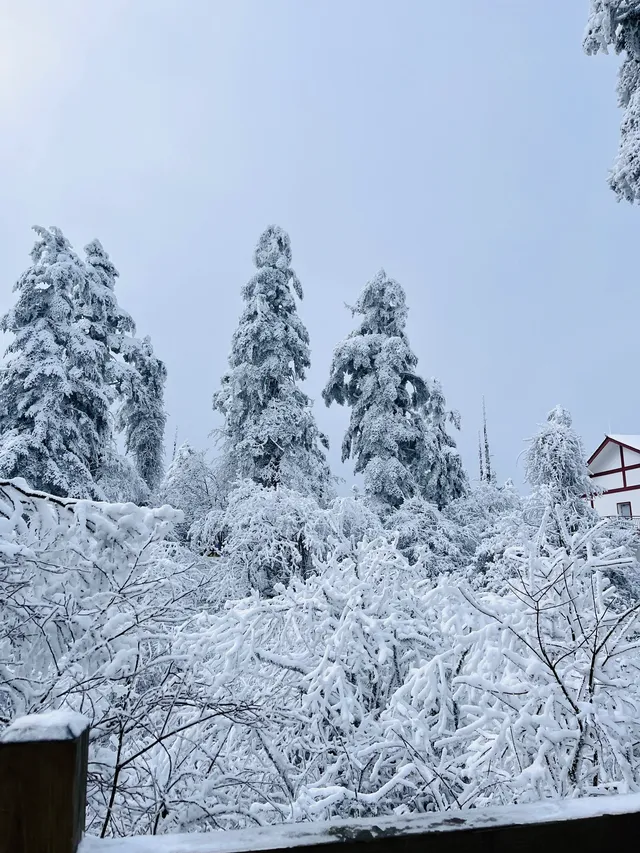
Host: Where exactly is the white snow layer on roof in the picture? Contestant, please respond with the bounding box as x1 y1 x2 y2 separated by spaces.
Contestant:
0 709 89 743
79 792 640 853
608 435 640 450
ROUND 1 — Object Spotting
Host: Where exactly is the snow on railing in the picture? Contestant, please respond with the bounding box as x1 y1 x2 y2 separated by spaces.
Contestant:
1 712 640 853
602 515 640 531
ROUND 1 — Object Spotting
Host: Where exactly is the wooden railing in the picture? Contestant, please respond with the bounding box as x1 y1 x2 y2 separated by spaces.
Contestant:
1 712 640 853
602 515 640 531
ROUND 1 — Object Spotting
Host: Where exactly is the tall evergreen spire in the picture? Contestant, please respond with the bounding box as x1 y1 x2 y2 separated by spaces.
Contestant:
118 336 167 494
323 269 428 511
214 225 332 505
0 226 101 497
420 378 468 509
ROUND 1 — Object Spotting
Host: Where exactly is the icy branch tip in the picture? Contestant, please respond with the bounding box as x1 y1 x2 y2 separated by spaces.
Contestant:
1 709 89 743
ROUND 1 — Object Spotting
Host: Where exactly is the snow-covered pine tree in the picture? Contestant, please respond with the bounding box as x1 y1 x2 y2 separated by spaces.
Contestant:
524 405 592 501
584 2 640 201
213 225 333 504
83 238 165 499
420 378 468 509
517 404 598 546
83 238 136 357
0 226 100 497
159 442 219 541
66 237 133 483
117 336 167 494
323 269 428 511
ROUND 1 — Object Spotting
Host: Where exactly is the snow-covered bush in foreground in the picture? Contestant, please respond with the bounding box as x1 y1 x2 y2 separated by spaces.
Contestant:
383 507 640 809
4 465 640 835
0 479 254 837
170 537 441 826
170 504 640 826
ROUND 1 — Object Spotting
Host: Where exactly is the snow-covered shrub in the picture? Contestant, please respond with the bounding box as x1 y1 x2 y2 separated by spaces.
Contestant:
95 447 150 505
386 496 461 572
466 406 600 587
382 507 640 808
191 480 333 596
169 535 441 826
524 406 595 516
324 493 384 561
158 507 640 826
445 478 521 567
0 479 255 837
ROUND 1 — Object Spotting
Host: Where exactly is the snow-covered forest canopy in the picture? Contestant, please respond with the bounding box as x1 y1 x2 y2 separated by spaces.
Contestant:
2 2 640 842
2 217 640 840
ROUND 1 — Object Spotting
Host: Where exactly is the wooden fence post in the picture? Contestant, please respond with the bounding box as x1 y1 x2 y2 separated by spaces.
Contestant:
0 710 89 853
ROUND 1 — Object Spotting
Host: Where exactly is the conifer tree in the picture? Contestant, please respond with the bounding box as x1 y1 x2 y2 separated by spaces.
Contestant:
420 378 468 509
0 226 99 496
523 405 596 538
159 442 219 541
79 238 130 489
66 238 128 482
214 225 332 505
0 228 166 501
584 2 640 201
323 269 428 511
84 239 166 497
117 337 167 494
83 239 136 356
524 405 591 500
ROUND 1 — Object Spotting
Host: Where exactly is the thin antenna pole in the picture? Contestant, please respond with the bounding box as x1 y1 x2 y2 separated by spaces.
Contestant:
172 426 179 462
483 397 492 483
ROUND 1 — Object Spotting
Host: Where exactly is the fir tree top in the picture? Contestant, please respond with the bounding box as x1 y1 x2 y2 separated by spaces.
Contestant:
524 405 591 499
323 269 428 510
0 226 97 497
421 377 467 509
213 226 332 503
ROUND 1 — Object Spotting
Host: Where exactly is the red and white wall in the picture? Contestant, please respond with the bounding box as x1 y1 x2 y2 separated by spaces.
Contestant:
588 436 640 518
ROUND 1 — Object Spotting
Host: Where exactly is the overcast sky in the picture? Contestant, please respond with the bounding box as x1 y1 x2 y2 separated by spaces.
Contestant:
0 1 634 489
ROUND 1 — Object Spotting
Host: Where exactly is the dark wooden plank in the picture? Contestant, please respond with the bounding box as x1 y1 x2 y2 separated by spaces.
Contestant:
0 718 89 853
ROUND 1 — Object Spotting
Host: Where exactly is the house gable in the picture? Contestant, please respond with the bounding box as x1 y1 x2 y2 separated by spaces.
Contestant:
588 435 640 518
588 439 622 474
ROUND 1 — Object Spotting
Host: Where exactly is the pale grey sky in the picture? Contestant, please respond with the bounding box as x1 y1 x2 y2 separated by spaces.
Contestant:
0 1 634 488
